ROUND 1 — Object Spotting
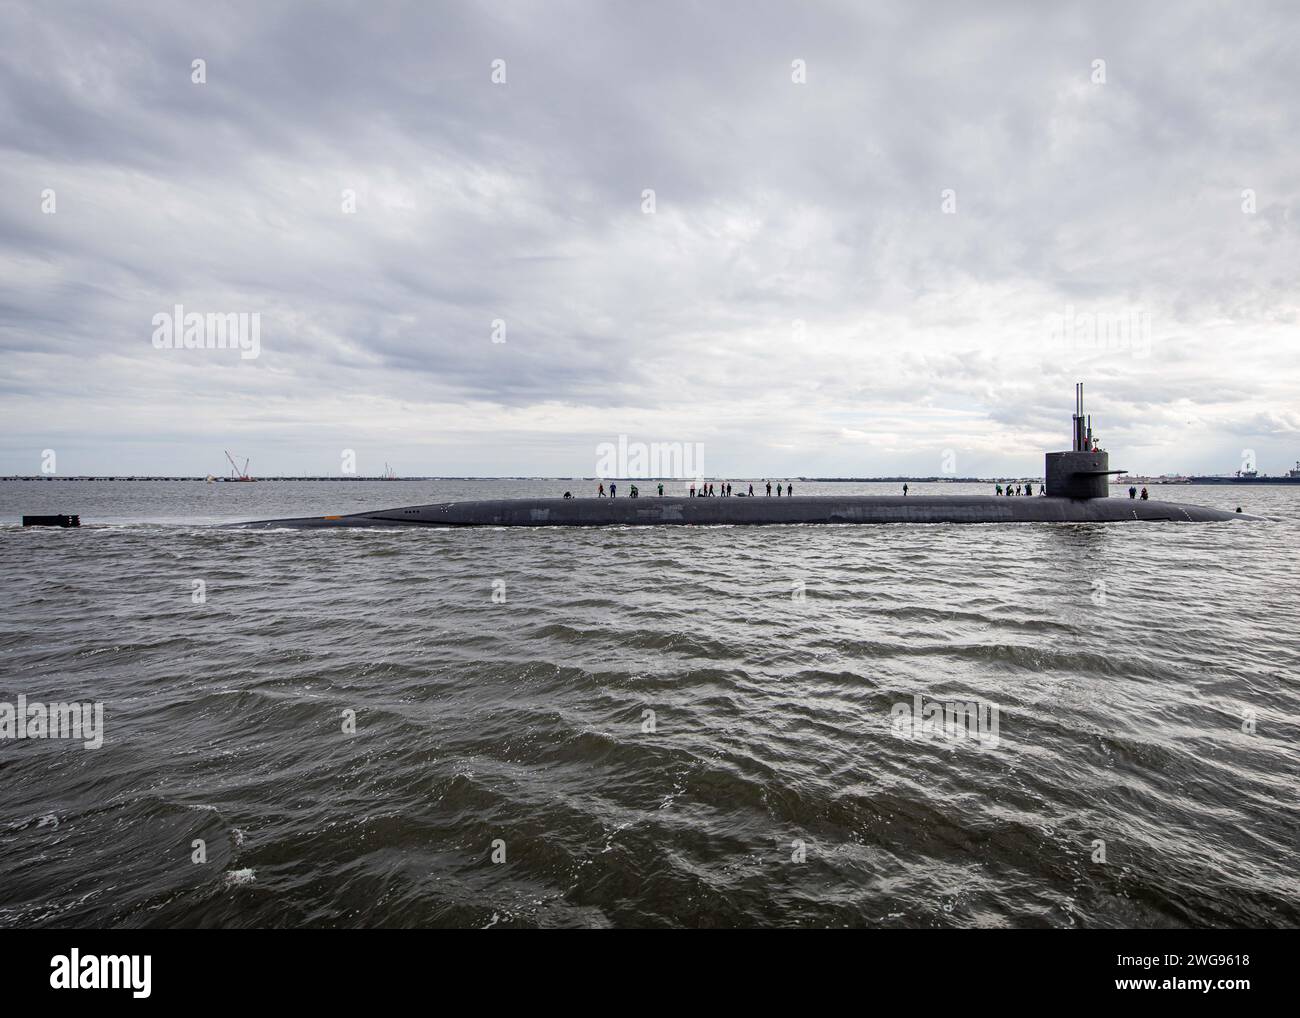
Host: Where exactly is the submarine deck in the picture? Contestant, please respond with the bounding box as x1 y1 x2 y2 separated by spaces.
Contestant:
226 494 1255 529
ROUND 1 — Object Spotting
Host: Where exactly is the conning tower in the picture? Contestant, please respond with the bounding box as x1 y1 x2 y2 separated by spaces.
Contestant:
1044 383 1125 498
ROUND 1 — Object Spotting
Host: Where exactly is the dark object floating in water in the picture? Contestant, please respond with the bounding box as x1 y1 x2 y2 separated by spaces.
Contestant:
227 385 1261 529
23 514 80 527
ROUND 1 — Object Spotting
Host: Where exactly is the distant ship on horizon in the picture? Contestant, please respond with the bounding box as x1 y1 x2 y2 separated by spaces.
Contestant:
1112 461 1300 485
1189 461 1300 484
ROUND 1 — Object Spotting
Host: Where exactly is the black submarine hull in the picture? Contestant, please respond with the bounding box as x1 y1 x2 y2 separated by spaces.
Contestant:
226 494 1256 529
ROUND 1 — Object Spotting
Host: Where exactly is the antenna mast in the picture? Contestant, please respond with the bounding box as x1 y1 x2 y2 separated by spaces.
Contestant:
1072 383 1089 452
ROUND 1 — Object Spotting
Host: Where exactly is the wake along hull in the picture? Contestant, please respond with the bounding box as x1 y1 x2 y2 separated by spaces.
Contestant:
225 494 1258 529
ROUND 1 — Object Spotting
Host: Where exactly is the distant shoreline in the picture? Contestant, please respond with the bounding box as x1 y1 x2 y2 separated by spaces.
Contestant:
7 475 1289 485
7 474 1038 483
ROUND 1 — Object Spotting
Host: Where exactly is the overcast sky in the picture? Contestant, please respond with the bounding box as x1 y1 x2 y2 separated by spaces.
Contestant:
1 0 1297 477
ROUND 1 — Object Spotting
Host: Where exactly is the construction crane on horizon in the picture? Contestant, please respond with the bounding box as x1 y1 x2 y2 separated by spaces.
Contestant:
224 450 254 481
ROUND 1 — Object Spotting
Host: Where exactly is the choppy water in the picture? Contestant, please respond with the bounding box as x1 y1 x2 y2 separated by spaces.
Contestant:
1 480 1297 928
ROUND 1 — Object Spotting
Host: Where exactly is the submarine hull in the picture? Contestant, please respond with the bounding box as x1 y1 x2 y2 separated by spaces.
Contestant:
226 494 1255 529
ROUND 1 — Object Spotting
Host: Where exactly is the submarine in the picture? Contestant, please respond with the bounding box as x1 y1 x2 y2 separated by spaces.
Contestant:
228 385 1257 529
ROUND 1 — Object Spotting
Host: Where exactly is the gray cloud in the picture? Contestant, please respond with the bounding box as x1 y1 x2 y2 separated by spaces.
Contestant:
1 0 1297 477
